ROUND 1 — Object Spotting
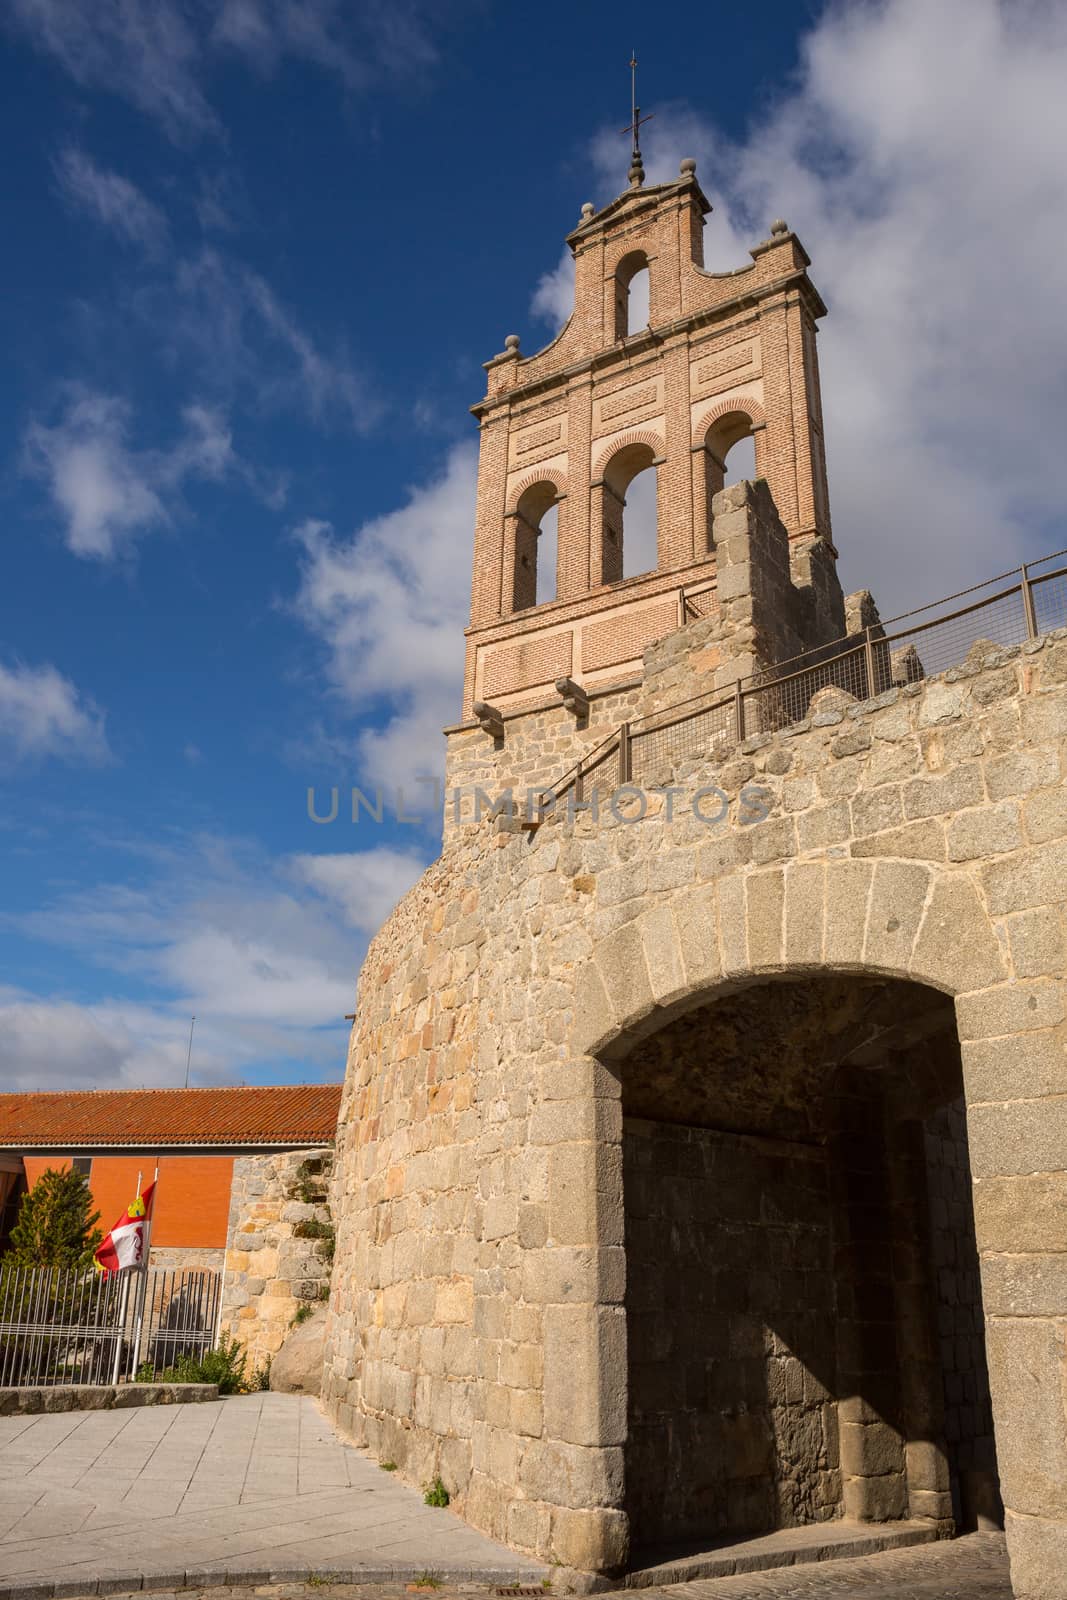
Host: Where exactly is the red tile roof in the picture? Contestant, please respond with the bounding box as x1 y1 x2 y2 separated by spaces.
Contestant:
0 1084 343 1150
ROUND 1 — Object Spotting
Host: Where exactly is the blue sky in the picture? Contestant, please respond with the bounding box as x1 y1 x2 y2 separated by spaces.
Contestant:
2 0 1066 1091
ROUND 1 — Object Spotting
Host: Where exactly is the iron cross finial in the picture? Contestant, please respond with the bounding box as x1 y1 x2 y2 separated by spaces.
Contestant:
621 52 654 187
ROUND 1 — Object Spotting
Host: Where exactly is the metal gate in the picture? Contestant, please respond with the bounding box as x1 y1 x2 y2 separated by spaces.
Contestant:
0 1264 221 1387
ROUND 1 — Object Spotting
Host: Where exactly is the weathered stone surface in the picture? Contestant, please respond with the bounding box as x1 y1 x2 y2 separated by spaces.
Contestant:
911 875 1006 995
1005 1506 1067 1600
863 859 928 973
986 1320 1067 1521
270 1308 327 1394
0 1382 217 1414
973 1173 1067 1253
221 1148 333 1368
320 622 1067 1577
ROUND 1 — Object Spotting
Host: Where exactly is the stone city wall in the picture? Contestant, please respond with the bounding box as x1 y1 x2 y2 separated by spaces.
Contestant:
148 1245 225 1275
220 1148 334 1369
924 1096 1000 1529
323 627 1067 1594
446 481 851 838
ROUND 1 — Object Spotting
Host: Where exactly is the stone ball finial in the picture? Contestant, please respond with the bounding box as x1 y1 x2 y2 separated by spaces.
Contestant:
504 334 521 353
680 158 697 177
771 218 789 235
629 155 645 189
581 202 595 222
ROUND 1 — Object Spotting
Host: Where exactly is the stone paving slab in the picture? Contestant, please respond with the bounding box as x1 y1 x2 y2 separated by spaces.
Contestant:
9 1530 1010 1599
0 1394 542 1598
632 1530 1010 1597
627 1519 937 1586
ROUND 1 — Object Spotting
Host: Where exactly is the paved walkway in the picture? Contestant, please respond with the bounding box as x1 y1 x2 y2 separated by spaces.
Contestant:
0 1393 542 1595
28 1531 1011 1599
623 1530 1010 1597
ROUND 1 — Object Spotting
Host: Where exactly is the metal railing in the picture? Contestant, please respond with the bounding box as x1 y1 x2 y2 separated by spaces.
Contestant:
540 549 1067 808
0 1264 221 1387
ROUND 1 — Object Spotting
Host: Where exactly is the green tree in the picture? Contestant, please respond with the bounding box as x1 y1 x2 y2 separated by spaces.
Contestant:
6 1167 102 1269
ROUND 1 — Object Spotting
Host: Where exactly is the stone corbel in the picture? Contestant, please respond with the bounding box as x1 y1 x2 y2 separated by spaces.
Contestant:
472 700 505 740
555 677 590 720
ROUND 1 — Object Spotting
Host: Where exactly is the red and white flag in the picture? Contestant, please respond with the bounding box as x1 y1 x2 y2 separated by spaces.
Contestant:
94 1182 156 1275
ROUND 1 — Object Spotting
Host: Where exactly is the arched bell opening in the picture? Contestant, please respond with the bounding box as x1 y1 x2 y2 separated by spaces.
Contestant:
614 250 651 339
511 480 563 611
598 441 659 584
702 410 763 551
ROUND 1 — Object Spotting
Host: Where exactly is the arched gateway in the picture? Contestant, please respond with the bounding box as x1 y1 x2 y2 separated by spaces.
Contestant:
322 150 1067 1600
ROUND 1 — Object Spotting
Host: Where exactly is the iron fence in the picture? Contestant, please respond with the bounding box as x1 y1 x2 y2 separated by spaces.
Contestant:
538 550 1067 809
0 1264 221 1387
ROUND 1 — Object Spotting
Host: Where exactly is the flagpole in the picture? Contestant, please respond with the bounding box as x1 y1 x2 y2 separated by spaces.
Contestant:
111 1270 131 1385
129 1164 158 1381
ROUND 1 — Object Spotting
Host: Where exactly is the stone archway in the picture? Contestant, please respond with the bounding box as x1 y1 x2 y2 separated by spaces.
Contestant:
618 970 999 1553
565 857 1065 1597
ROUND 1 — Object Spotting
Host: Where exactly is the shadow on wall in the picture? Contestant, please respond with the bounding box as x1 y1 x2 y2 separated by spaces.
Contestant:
619 973 1001 1555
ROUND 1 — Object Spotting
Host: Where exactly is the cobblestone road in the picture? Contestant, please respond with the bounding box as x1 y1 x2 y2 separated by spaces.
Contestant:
83 1530 1011 1600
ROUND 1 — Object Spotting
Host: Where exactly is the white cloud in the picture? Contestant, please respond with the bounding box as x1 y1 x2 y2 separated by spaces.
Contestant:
164 250 376 431
5 836 430 1087
7 0 214 139
53 147 169 254
292 442 477 789
0 991 231 1093
24 387 271 560
578 0 1067 609
241 266 374 429
292 847 426 934
0 660 110 766
531 248 575 330
7 0 440 141
194 169 246 234
211 0 437 89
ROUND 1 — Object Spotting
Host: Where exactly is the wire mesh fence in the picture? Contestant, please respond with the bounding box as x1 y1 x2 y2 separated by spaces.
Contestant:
536 552 1067 809
1031 566 1067 637
631 695 735 783
680 585 719 623
0 1264 221 1387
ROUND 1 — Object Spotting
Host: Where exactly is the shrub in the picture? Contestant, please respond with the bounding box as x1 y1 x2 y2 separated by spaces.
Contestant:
292 1216 335 1263
160 1334 249 1395
423 1477 450 1508
292 1155 332 1205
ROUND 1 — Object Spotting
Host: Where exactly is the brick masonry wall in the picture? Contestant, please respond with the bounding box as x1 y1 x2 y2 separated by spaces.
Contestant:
324 628 1067 1591
447 480 845 833
465 166 833 708
220 1148 333 1368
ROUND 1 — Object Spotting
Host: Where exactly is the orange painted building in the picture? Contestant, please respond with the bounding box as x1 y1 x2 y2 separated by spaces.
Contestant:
19 1153 235 1251
0 1085 342 1263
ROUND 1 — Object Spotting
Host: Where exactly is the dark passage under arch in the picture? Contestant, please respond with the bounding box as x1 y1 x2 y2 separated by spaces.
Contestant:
619 972 1000 1555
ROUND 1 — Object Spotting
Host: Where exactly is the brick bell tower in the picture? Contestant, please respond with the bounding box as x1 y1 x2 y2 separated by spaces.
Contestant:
448 141 844 793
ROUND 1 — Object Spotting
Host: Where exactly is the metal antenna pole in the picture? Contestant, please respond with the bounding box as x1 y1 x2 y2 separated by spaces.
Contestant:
184 1015 196 1089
